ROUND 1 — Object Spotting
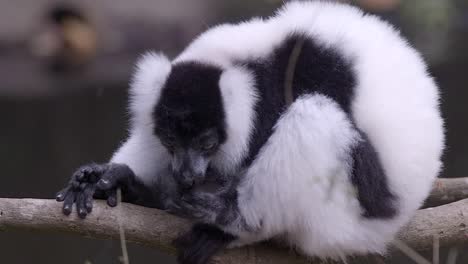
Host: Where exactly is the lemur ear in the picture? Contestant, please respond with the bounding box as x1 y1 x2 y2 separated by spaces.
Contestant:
129 52 172 127
131 52 171 97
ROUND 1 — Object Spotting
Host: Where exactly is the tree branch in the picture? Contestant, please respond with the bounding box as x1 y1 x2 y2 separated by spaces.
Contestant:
0 197 467 264
423 178 468 208
397 198 467 251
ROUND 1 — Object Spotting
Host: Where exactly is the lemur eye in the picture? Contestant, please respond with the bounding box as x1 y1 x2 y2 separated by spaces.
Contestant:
161 139 175 150
202 141 217 151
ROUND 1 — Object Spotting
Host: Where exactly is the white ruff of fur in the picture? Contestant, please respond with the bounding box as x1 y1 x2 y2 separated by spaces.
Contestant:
111 52 172 186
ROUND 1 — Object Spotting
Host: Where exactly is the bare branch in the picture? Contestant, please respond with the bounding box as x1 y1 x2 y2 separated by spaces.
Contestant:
423 178 468 208
0 197 467 264
398 198 468 251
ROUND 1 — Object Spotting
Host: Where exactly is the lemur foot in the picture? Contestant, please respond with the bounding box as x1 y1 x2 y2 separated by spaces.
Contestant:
56 163 133 219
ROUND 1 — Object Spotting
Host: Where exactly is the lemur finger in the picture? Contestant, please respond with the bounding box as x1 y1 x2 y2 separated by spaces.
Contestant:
82 165 95 174
106 189 118 207
76 168 89 181
96 164 131 190
62 190 76 215
56 186 70 202
72 167 90 185
90 163 109 176
83 163 105 183
71 177 81 189
97 171 119 190
96 178 113 190
76 191 88 219
74 163 105 184
83 184 95 213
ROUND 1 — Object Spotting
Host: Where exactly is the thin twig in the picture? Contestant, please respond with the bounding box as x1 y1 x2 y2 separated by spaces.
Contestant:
432 235 439 264
117 189 130 264
446 248 459 264
392 239 431 264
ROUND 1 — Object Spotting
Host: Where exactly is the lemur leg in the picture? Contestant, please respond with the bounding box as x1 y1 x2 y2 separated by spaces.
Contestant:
56 130 174 218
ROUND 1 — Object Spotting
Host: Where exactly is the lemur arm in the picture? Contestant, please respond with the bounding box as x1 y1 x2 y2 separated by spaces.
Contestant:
56 129 175 218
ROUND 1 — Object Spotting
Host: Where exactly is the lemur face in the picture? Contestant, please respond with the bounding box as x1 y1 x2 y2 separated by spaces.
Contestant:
153 62 226 190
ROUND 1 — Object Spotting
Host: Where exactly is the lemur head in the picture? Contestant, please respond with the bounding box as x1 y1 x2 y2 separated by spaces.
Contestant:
153 62 227 190
131 52 255 190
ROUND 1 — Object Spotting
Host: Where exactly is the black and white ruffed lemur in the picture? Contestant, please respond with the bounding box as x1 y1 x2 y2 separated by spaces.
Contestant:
56 1 445 263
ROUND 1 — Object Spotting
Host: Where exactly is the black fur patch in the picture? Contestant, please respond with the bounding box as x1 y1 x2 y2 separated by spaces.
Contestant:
174 223 236 264
241 34 396 218
240 34 356 165
153 62 227 148
351 134 397 218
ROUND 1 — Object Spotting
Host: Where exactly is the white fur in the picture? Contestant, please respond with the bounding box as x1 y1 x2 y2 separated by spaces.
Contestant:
175 0 444 259
128 52 171 129
174 18 283 68
111 1 444 259
212 67 258 175
111 52 172 185
236 94 373 257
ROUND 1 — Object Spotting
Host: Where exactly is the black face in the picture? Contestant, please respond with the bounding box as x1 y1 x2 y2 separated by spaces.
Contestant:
154 62 226 190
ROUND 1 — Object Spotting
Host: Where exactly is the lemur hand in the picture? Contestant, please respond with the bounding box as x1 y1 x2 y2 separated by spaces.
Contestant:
167 191 219 223
167 183 229 224
55 163 134 219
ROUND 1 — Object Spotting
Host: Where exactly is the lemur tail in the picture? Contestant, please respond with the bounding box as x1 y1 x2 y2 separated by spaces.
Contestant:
174 223 236 264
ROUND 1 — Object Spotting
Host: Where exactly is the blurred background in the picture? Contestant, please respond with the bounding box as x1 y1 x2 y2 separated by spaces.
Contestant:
0 0 466 263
